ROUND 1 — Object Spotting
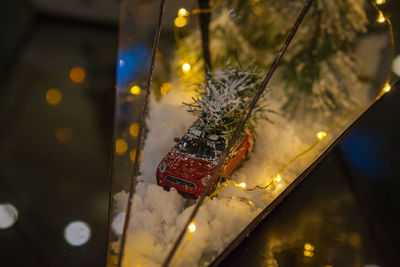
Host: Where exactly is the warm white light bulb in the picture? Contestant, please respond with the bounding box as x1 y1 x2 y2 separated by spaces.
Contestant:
239 182 246 189
178 8 188 17
188 222 196 234
316 131 327 141
377 12 385 23
384 83 391 92
182 63 191 73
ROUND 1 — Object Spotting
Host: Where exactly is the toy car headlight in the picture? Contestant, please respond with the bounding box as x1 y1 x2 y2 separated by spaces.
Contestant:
201 175 211 186
159 161 166 173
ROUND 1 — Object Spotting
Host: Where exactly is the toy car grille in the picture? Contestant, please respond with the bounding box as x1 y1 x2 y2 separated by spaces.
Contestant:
165 176 197 188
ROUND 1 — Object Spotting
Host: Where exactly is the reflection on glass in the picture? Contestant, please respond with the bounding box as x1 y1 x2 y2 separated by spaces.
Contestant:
0 203 18 229
64 221 91 246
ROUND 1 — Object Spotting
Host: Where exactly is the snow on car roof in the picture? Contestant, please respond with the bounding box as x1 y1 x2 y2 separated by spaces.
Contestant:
208 134 219 141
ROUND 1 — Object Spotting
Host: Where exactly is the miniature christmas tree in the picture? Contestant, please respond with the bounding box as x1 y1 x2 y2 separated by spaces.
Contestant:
184 63 271 138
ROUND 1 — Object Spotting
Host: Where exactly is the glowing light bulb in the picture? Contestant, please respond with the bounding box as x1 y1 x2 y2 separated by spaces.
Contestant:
182 63 191 73
174 16 187 28
178 8 188 17
383 82 391 92
316 131 327 140
130 85 141 95
188 222 196 234
239 182 246 189
376 0 385 5
274 174 282 183
377 11 385 23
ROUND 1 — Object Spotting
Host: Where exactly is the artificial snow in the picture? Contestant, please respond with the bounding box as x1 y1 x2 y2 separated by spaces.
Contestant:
112 78 357 267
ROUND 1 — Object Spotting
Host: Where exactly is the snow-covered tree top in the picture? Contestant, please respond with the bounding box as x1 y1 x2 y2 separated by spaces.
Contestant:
184 63 270 137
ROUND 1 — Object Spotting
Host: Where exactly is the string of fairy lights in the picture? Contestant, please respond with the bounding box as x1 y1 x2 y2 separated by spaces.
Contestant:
163 0 396 264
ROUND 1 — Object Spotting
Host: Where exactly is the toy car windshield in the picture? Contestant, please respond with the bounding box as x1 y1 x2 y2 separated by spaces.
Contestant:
175 132 226 162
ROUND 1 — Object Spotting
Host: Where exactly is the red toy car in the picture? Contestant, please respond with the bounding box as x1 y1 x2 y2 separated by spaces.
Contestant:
156 124 253 198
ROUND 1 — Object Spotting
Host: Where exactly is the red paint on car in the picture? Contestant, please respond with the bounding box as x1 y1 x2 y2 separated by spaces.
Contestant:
156 125 253 198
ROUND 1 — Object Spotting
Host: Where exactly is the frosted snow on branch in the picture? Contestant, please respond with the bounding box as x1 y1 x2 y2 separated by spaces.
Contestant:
184 64 269 136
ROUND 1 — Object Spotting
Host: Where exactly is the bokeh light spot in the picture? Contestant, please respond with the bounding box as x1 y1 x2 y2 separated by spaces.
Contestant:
304 243 314 251
69 67 86 83
46 88 62 106
130 149 143 163
129 123 140 137
111 212 125 236
174 16 187 28
64 221 91 246
303 250 313 257
130 85 141 95
56 127 72 143
392 54 400 77
116 139 128 155
0 203 18 229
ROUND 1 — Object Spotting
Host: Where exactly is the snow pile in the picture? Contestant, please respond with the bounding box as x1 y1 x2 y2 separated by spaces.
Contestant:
112 80 337 267
111 32 386 267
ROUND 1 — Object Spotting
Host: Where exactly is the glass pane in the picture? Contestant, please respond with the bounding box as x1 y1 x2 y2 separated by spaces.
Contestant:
108 0 395 266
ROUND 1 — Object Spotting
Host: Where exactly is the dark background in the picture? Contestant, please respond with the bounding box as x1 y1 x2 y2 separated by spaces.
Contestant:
0 0 399 267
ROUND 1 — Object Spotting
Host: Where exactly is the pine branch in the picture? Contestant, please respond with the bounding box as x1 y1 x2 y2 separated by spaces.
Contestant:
183 63 272 137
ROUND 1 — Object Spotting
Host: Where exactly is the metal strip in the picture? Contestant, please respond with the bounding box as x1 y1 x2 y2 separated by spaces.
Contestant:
116 1 166 266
